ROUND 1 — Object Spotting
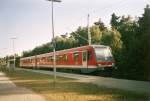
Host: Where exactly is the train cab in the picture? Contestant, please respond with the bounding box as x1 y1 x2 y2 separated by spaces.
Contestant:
92 45 115 70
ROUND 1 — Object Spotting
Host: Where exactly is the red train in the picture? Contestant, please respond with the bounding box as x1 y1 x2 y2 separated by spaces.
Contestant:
20 45 115 73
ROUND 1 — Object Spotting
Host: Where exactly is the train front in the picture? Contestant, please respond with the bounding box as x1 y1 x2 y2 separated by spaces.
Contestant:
93 45 115 70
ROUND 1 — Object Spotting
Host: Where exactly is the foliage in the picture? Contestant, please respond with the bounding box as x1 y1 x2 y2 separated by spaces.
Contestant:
136 5 150 80
101 28 122 53
22 43 53 57
71 27 88 46
94 18 106 31
90 25 103 44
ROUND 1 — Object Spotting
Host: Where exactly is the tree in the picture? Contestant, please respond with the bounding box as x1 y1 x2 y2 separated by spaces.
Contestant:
101 27 122 53
71 27 88 46
94 18 106 31
55 36 66 50
137 5 150 80
110 28 122 52
101 28 122 58
66 36 78 48
110 13 138 50
90 25 102 44
22 43 53 57
101 30 112 46
110 13 140 80
110 13 120 29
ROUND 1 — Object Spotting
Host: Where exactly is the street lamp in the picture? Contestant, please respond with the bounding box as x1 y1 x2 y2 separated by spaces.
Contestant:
46 0 61 85
87 14 91 45
10 37 17 70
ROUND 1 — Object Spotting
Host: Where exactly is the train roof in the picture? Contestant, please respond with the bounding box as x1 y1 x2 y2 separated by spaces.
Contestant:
20 45 109 60
91 45 108 48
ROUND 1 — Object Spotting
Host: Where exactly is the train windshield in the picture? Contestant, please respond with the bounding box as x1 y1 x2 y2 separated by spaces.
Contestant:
94 47 113 61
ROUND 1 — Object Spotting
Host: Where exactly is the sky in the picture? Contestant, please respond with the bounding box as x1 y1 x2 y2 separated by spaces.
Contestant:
0 0 149 57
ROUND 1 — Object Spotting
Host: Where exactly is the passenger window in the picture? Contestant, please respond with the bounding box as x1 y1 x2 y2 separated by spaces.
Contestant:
58 55 63 61
82 52 87 61
56 55 59 61
63 54 68 61
88 51 92 60
42 57 46 62
48 56 53 61
73 52 79 61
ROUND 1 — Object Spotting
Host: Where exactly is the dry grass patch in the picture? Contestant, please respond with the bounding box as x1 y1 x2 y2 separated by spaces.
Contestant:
1 68 149 101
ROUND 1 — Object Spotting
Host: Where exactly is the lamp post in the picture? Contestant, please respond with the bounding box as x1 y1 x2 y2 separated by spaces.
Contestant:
10 37 17 70
46 0 61 85
87 14 91 45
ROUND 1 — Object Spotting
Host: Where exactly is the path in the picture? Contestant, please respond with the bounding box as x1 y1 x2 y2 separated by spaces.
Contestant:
0 72 47 101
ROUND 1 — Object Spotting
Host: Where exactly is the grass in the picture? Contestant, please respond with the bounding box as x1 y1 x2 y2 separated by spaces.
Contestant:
0 67 149 101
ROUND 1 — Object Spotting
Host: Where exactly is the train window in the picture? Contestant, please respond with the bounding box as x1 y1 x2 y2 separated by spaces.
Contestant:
48 56 53 61
56 55 62 61
30 59 33 63
39 58 42 62
73 52 79 61
29 59 31 63
88 51 92 60
94 47 113 61
63 54 68 61
60 55 63 60
82 52 86 61
37 58 40 62
42 57 46 62
56 55 59 61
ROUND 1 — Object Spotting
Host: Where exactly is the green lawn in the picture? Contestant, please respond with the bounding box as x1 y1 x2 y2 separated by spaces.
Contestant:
1 67 149 101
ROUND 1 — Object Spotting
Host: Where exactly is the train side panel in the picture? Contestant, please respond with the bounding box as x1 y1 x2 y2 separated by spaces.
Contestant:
20 45 114 72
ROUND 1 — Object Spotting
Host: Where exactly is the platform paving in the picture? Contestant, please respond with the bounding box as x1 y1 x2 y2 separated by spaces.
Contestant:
0 72 47 101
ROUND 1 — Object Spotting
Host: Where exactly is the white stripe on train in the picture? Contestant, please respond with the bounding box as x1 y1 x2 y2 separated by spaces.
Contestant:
20 64 97 68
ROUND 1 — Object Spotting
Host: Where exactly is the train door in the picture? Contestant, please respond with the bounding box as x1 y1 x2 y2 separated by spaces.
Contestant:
82 51 88 68
81 50 95 73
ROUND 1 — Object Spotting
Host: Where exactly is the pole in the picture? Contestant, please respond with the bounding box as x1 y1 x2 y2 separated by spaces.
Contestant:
51 0 57 85
10 37 16 70
46 0 61 87
13 39 15 70
87 14 91 45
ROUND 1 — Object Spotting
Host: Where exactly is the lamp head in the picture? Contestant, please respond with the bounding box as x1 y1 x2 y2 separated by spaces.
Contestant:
46 0 61 2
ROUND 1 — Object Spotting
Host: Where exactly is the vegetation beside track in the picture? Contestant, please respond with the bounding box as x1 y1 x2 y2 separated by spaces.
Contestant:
1 67 148 101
